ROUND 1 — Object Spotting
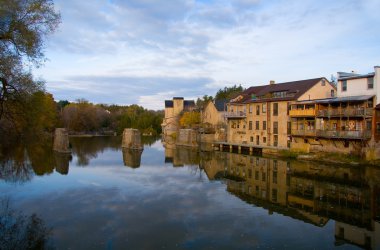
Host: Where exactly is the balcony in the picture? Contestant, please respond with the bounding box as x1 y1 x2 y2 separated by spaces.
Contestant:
289 109 316 117
317 108 373 117
291 129 316 137
225 111 246 119
316 130 372 139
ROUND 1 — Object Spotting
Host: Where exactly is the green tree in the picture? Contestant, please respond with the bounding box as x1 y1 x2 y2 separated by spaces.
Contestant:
196 95 214 109
215 84 244 100
0 0 60 141
180 111 201 128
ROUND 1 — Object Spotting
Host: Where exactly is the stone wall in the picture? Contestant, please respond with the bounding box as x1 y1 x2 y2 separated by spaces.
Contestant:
176 129 198 147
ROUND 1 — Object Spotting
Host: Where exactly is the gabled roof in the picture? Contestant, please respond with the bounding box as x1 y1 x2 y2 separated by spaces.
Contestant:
338 72 374 81
214 99 228 111
230 77 327 104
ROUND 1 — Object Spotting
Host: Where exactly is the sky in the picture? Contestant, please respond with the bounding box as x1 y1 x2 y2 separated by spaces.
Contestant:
35 0 380 110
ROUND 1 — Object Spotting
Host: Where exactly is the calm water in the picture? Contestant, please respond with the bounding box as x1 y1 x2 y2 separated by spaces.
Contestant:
1 136 379 249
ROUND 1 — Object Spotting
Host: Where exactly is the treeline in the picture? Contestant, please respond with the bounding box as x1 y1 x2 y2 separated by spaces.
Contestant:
60 100 163 136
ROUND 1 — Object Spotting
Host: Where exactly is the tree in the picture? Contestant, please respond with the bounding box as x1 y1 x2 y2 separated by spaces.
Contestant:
0 0 60 140
180 111 201 128
215 84 244 100
196 95 214 109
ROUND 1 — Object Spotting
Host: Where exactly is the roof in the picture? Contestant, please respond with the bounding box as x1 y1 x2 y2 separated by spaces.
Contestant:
165 99 195 108
165 100 173 108
184 100 195 107
230 78 327 104
214 99 228 111
314 95 374 104
338 72 374 81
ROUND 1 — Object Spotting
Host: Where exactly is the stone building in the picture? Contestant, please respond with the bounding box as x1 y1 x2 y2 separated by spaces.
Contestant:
161 97 195 137
226 78 336 150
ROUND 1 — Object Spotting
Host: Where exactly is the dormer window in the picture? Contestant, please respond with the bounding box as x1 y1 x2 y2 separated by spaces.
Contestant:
272 91 287 98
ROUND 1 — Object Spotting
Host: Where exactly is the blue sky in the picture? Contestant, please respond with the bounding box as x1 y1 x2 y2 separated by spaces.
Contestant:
35 0 380 110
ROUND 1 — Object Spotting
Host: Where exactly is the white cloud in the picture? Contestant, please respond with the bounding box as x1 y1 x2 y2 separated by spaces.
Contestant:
35 0 380 109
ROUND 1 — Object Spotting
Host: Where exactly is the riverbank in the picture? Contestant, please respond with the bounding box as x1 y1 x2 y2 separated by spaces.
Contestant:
276 150 380 166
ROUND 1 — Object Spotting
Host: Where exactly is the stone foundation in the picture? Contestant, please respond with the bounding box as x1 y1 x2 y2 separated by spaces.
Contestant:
176 129 198 147
53 128 71 153
122 128 143 150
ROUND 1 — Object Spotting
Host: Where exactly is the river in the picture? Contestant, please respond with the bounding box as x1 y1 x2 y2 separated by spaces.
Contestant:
0 136 379 249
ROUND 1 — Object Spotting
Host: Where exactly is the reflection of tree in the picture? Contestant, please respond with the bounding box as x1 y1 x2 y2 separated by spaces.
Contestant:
0 199 53 250
0 145 34 183
70 136 121 166
141 136 159 146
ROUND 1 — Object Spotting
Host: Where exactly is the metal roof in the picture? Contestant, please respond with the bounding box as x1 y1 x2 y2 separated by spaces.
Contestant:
315 95 374 104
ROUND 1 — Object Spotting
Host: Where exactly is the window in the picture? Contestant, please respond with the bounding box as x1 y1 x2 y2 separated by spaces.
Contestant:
263 137 266 143
273 171 277 184
273 122 278 134
255 171 259 180
366 121 372 130
377 123 380 134
331 89 335 97
341 80 347 91
262 172 266 181
248 169 252 178
262 103 267 113
256 121 260 130
272 189 277 202
256 135 259 145
273 103 278 116
263 121 267 130
250 136 253 142
256 158 259 166
321 79 326 86
287 122 291 134
368 78 374 89
249 105 253 113
249 121 252 130
256 105 260 115
274 135 278 147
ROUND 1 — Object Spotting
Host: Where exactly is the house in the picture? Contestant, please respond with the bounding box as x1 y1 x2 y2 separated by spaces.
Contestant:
290 66 379 158
161 97 195 137
226 78 336 150
202 99 228 127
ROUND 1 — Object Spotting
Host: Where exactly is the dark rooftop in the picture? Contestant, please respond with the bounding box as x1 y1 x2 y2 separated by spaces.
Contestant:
214 99 228 112
231 78 328 104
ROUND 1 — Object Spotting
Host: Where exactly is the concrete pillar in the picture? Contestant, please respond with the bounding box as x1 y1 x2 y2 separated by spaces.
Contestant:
220 144 223 151
238 146 241 154
122 128 143 150
229 145 233 153
53 128 71 153
249 147 253 155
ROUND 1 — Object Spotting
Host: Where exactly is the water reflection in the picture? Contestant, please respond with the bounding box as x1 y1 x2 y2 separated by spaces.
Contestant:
200 151 380 249
0 199 53 249
122 148 142 168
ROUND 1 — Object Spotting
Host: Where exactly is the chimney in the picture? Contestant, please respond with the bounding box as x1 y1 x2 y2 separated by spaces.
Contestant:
270 80 275 85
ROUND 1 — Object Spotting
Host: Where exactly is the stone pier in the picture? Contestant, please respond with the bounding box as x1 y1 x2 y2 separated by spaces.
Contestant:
53 128 71 153
122 128 143 150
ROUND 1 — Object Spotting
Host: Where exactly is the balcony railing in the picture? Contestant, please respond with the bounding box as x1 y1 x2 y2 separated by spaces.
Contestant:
289 109 316 117
316 130 372 139
291 129 316 137
225 111 246 119
317 108 373 117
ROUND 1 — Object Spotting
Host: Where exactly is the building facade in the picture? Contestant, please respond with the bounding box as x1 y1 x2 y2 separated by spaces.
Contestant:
226 78 336 150
161 97 195 137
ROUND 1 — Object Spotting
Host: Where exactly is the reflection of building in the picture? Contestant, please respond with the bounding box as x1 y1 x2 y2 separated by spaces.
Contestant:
162 97 195 137
122 148 142 168
164 144 199 167
54 152 71 175
201 149 380 249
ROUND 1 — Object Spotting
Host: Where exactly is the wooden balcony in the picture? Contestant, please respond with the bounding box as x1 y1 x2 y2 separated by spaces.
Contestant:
316 130 372 139
225 111 246 119
317 108 373 117
291 129 316 137
289 109 316 117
